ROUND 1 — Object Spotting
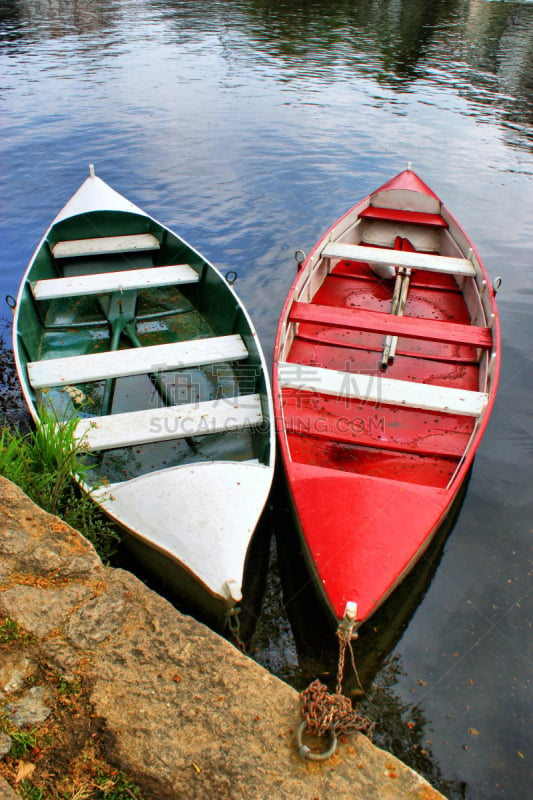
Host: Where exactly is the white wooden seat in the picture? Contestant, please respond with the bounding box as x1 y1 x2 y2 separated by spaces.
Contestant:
321 242 475 277
74 394 263 451
52 233 160 259
27 334 248 389
31 264 199 301
278 362 488 417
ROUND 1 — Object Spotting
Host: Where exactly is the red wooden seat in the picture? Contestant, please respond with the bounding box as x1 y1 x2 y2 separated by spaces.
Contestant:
359 206 448 228
289 302 492 350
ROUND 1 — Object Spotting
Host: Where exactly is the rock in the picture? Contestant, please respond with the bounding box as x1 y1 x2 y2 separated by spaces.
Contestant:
0 476 447 799
4 685 52 727
0 732 12 759
0 651 31 694
66 581 128 648
0 776 19 799
2 582 93 637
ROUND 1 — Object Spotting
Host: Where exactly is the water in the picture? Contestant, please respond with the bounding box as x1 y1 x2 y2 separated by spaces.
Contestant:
1 1 532 797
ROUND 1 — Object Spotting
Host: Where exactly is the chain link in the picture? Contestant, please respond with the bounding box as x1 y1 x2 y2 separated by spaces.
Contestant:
300 678 374 739
299 618 374 751
226 608 247 654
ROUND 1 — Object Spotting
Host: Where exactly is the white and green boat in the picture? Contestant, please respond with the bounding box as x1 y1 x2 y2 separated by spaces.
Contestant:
13 166 275 628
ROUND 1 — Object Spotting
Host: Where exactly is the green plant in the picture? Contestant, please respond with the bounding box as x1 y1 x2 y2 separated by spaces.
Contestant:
8 726 37 759
21 403 92 515
18 782 44 800
0 406 121 563
56 675 82 697
0 426 29 488
91 768 147 799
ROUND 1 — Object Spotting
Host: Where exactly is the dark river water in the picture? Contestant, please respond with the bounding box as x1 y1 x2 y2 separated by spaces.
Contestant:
1 1 533 798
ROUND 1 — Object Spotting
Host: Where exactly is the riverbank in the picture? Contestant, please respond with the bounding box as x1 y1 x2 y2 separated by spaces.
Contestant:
0 476 445 799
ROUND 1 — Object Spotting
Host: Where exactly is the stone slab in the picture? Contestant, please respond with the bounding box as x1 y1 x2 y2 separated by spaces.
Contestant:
0 476 446 800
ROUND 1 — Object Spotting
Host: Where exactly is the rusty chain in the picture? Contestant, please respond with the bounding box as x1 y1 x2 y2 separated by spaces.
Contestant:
298 615 374 760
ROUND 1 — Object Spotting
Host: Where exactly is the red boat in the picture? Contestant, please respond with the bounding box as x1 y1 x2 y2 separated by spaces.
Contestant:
273 168 500 633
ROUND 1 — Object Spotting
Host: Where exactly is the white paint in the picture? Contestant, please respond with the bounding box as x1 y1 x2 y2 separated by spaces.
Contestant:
278 362 488 417
28 334 248 388
75 393 263 451
53 174 150 223
32 264 198 300
322 242 475 276
52 232 160 259
91 460 273 602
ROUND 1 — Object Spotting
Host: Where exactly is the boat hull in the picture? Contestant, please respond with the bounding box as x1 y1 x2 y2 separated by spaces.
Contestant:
13 169 275 629
274 169 500 630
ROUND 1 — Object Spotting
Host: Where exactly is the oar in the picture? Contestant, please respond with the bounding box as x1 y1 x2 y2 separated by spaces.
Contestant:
387 236 417 365
387 267 412 365
99 290 196 448
381 267 404 370
380 236 405 371
122 320 198 451
100 291 137 417
123 321 176 409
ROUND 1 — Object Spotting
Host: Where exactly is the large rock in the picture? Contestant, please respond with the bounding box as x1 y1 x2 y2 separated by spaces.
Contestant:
0 477 445 799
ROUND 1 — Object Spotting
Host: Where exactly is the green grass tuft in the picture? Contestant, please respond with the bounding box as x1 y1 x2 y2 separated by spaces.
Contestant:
0 405 121 563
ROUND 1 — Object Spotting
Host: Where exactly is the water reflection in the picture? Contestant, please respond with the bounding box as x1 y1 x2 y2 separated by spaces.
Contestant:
4 0 531 152
237 0 533 149
0 0 119 41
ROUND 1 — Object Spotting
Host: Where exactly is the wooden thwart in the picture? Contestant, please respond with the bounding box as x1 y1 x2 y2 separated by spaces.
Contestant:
278 361 488 417
321 242 475 276
27 334 248 389
74 393 263 451
32 264 199 301
52 233 160 259
289 302 492 350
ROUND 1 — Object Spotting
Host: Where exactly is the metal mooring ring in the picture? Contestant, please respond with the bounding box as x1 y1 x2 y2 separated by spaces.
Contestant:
5 294 16 310
296 721 337 762
225 270 238 285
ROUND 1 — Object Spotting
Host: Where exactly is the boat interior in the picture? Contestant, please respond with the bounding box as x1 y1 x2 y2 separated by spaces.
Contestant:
278 197 498 491
16 210 272 487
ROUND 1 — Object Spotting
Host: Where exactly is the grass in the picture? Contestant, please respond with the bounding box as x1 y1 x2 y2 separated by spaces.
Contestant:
0 405 121 563
7 727 38 759
15 769 147 800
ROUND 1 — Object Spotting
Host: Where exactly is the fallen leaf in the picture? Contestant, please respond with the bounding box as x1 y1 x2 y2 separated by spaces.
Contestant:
468 728 479 736
15 761 36 783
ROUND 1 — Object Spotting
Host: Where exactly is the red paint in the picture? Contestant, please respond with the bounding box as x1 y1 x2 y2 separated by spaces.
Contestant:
289 302 492 349
273 169 501 628
359 206 448 228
